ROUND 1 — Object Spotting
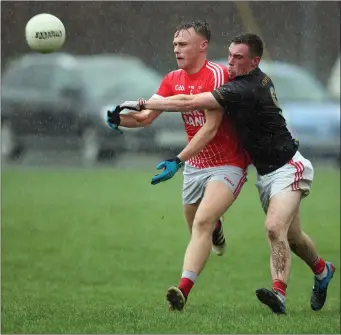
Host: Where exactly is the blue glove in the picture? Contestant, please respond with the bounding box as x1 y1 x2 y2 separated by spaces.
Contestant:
151 157 184 185
107 105 123 133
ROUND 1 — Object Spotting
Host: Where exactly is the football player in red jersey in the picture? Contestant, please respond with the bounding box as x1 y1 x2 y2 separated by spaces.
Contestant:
107 21 249 311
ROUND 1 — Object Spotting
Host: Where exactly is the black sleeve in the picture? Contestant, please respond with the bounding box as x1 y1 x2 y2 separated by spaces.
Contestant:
212 82 243 109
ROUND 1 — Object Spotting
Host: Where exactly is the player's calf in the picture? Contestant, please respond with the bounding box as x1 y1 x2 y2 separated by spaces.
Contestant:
256 191 300 313
164 218 214 311
177 218 214 298
265 219 292 287
265 191 301 284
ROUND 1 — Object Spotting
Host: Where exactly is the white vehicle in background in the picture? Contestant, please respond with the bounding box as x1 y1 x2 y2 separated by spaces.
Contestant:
1 53 187 164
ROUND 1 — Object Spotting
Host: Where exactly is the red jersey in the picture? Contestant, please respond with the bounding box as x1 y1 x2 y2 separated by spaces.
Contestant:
155 60 249 169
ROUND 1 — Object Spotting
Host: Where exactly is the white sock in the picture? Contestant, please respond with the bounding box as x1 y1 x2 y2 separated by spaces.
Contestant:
181 270 197 283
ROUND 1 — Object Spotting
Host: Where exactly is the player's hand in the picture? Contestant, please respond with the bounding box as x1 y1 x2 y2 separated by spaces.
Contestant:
107 105 123 132
120 98 147 111
151 157 184 185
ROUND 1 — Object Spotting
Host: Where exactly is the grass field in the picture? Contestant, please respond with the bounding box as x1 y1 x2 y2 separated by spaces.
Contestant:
2 167 340 334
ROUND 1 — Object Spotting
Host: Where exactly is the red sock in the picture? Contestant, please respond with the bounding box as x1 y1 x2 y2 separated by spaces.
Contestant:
273 279 287 297
311 257 326 275
179 277 194 297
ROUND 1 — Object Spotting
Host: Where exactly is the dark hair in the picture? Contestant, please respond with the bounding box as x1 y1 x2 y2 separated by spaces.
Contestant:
231 33 263 58
175 20 211 42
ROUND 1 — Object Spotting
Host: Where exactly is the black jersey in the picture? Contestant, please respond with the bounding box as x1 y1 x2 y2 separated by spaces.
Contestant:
212 67 298 175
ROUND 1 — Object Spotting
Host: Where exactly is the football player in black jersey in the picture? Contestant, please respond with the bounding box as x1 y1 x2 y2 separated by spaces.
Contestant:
121 33 335 314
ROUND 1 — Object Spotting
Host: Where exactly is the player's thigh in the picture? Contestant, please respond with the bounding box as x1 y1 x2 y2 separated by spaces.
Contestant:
182 165 207 232
194 165 247 227
266 190 302 236
184 165 247 229
194 180 236 230
207 165 248 202
183 202 200 232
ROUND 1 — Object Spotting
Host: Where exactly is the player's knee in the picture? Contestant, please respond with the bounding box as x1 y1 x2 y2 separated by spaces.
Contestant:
192 214 214 235
265 219 286 241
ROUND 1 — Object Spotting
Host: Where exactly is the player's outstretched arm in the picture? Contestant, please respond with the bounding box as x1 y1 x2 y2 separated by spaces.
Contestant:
120 94 190 125
120 110 162 128
120 92 221 113
107 108 161 130
143 92 221 112
116 94 188 128
107 92 177 130
177 108 223 162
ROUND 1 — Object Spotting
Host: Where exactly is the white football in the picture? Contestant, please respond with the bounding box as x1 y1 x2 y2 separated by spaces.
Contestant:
25 13 66 53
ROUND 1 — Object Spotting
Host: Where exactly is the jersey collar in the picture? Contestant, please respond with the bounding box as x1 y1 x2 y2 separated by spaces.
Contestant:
185 60 209 79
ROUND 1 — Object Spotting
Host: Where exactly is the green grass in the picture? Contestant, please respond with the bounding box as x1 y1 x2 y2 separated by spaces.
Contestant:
2 167 340 334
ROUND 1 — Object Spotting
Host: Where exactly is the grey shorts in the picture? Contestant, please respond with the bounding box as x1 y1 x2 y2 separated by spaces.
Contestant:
182 164 248 205
256 151 314 212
